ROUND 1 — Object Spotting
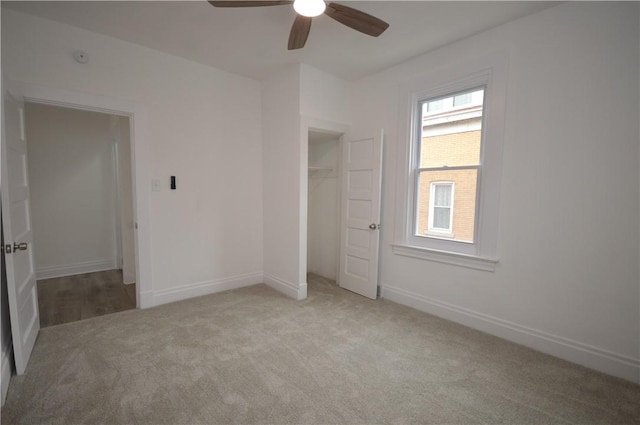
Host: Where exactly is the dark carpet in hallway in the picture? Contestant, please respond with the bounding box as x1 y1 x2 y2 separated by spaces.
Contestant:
37 269 136 328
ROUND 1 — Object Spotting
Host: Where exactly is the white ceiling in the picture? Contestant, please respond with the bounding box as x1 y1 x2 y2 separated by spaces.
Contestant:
3 1 559 81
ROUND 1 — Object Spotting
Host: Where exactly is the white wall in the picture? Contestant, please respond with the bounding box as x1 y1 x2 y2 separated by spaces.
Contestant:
262 65 305 299
300 64 350 124
25 103 118 278
351 2 640 382
308 134 340 280
2 9 264 305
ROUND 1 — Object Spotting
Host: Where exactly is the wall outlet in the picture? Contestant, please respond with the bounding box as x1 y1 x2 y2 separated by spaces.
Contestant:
151 179 161 192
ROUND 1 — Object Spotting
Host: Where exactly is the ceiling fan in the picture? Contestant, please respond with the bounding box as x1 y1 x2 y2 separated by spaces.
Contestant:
208 0 389 50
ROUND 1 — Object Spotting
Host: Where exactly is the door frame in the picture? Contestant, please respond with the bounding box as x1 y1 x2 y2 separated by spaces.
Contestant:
110 115 124 271
8 80 153 308
299 116 349 297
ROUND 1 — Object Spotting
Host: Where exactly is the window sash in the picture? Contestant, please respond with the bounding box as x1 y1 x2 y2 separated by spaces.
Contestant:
413 165 481 241
417 165 480 173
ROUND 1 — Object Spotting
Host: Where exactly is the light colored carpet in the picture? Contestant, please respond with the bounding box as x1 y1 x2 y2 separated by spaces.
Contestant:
2 275 640 424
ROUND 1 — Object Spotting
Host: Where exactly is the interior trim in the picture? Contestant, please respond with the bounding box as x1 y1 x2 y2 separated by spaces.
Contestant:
391 244 498 272
264 272 307 300
382 284 640 384
36 259 118 280
152 272 263 307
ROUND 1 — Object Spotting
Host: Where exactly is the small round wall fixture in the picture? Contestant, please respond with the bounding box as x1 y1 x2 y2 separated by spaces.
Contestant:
73 50 89 64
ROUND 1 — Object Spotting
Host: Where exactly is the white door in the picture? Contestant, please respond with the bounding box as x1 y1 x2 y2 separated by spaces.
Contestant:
339 131 383 299
1 86 40 374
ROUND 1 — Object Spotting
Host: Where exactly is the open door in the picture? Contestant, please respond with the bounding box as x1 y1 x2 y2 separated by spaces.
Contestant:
1 84 40 374
338 131 383 299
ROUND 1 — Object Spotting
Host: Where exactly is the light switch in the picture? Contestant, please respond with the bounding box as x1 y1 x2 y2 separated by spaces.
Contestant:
151 179 161 192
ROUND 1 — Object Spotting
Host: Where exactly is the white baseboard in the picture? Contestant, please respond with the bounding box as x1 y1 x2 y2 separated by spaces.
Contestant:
1 338 13 406
151 272 263 307
123 270 135 285
36 259 118 280
264 273 307 300
138 290 154 309
381 284 640 384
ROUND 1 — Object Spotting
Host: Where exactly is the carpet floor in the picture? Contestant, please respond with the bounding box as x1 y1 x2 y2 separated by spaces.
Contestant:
2 275 640 424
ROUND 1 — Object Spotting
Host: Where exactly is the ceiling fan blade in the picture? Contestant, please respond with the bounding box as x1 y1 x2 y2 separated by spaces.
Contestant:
324 2 389 37
208 1 292 7
288 15 312 50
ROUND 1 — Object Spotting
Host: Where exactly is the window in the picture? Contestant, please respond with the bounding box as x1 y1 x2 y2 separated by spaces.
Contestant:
415 87 483 245
428 182 454 234
393 55 507 270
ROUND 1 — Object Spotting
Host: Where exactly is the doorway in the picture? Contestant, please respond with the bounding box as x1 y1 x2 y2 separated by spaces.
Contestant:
307 130 342 285
24 103 136 327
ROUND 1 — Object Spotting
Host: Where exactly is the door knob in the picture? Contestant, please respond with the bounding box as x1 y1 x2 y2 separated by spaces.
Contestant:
369 223 378 230
13 242 27 251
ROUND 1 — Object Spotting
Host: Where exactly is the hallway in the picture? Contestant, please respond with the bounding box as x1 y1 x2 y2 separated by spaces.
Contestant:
37 270 135 328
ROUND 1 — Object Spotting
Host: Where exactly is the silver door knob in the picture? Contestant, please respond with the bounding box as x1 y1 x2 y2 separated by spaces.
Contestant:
13 242 27 251
369 223 377 230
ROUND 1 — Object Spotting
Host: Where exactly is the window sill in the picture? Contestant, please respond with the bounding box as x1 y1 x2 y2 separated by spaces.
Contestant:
391 244 498 272
424 230 455 239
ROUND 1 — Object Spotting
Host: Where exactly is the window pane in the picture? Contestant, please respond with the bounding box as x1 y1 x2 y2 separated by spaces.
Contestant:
426 99 443 112
416 169 478 243
433 184 451 207
454 93 471 106
433 207 451 229
420 88 484 168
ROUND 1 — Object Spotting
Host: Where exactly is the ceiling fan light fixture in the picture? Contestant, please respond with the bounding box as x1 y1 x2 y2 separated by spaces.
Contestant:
293 0 325 17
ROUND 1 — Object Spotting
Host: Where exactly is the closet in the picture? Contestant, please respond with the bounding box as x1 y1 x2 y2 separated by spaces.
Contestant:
307 130 341 281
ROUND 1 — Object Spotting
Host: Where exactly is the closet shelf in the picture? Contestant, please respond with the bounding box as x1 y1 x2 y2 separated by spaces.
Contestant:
309 166 332 172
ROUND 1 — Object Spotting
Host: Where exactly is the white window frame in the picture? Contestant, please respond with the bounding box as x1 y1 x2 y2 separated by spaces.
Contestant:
427 181 454 236
412 87 483 254
392 54 508 271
